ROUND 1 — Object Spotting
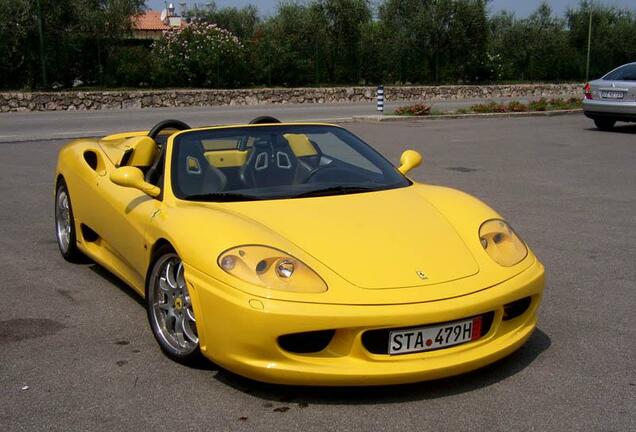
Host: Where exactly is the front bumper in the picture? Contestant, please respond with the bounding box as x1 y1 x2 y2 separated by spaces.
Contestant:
583 99 636 122
185 258 545 386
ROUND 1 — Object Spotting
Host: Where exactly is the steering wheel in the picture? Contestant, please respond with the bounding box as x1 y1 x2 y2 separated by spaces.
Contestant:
147 119 191 140
304 165 368 184
304 165 328 183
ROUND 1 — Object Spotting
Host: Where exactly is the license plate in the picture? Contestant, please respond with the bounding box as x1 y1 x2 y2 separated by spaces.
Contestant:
388 316 482 355
601 91 624 99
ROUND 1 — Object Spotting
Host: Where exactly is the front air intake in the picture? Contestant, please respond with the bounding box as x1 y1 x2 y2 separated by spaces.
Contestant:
277 330 335 354
503 297 532 321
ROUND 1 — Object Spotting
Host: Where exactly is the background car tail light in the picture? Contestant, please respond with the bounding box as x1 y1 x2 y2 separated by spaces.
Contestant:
584 83 593 100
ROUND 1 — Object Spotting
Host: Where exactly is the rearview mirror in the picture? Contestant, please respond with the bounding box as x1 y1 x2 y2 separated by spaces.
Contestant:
110 166 160 198
398 150 423 175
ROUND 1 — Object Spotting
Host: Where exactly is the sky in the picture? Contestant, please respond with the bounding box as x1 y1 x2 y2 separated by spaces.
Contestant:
147 0 636 17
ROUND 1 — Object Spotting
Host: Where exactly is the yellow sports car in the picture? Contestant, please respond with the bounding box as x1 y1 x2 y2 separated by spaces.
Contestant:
54 117 544 386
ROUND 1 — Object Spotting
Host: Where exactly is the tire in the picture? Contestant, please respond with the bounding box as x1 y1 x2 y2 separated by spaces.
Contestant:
146 246 202 365
55 180 82 262
594 118 616 131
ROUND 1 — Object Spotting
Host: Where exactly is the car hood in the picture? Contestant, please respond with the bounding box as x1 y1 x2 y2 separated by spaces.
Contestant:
222 186 480 289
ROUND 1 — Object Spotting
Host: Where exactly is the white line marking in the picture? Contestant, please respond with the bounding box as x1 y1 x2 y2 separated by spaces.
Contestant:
53 130 106 136
0 135 18 138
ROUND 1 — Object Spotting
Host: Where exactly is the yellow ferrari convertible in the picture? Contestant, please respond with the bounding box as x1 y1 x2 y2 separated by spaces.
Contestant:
54 117 544 386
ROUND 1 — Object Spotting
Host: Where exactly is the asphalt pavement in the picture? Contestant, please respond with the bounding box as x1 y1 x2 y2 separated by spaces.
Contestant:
0 97 534 143
0 113 634 431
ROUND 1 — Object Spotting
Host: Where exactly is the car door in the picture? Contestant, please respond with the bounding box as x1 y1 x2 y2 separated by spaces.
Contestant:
92 172 160 284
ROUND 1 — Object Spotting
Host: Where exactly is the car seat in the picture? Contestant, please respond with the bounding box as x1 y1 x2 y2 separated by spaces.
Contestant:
176 140 227 196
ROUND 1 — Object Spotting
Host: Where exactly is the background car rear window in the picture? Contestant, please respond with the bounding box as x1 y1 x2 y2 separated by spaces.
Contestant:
604 64 636 81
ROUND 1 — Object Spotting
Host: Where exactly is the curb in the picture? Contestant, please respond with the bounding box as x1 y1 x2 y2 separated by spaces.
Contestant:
352 109 583 122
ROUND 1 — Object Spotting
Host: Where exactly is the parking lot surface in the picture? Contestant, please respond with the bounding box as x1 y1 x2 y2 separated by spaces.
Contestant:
1 114 634 431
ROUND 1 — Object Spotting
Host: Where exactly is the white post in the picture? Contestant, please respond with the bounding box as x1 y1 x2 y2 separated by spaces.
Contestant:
376 85 385 118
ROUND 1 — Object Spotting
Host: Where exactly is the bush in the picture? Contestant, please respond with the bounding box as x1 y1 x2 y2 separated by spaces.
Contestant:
507 100 528 112
394 103 432 116
472 101 507 113
469 97 581 114
528 98 548 111
547 97 582 109
151 20 245 87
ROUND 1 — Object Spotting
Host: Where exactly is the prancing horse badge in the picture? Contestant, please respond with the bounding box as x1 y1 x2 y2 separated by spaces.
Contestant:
416 270 428 280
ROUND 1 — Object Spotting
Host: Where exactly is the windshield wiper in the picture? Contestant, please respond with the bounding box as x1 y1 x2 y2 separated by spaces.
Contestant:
293 185 378 198
184 192 262 202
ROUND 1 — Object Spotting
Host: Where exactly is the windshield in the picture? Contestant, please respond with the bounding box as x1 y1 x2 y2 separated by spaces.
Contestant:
171 125 410 202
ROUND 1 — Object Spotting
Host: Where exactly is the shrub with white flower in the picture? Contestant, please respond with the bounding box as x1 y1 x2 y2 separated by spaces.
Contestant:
151 20 245 87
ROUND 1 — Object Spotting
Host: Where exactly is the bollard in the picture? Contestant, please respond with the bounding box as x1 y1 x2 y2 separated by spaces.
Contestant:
376 85 384 115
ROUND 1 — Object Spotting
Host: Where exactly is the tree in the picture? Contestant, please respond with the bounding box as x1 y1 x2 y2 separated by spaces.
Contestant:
0 0 143 89
0 0 31 88
379 0 490 84
567 1 636 79
489 2 576 81
316 0 372 83
186 2 260 40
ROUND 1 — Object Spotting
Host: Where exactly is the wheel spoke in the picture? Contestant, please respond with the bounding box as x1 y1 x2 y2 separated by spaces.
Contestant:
185 307 196 323
176 262 186 290
174 314 187 347
182 315 199 344
165 310 178 332
165 261 178 289
159 277 171 294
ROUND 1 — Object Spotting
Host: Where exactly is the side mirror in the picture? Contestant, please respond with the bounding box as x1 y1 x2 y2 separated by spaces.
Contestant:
110 166 160 198
398 150 423 175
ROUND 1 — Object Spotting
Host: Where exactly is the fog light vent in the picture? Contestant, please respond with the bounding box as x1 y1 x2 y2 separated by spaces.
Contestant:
503 297 532 321
278 330 335 354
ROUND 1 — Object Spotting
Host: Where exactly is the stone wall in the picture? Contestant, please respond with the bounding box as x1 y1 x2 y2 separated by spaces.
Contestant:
0 84 582 112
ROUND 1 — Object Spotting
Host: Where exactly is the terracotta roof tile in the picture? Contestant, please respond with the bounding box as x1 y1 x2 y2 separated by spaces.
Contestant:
133 10 171 31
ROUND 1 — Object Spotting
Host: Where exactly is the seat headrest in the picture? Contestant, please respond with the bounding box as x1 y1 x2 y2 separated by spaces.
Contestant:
121 136 159 168
284 133 318 157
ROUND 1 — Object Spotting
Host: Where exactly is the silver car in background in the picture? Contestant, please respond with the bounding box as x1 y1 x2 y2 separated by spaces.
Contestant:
583 62 636 130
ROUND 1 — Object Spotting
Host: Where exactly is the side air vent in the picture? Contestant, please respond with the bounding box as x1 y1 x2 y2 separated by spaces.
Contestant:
83 151 99 171
80 224 100 242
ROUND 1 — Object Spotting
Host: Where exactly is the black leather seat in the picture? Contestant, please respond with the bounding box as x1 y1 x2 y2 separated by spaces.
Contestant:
176 140 227 196
240 135 302 188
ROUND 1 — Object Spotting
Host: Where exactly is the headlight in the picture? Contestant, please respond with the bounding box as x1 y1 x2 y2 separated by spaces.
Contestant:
218 245 327 293
479 219 528 267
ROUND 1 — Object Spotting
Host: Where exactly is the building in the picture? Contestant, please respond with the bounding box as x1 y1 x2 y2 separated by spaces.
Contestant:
132 4 187 40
